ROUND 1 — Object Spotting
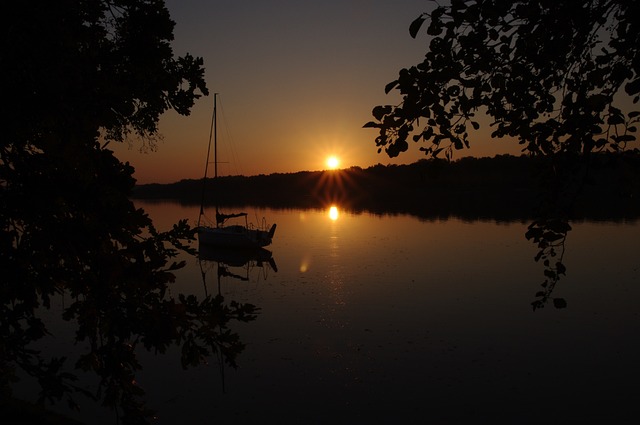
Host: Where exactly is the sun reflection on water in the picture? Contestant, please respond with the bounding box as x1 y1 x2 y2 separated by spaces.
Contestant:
328 205 339 221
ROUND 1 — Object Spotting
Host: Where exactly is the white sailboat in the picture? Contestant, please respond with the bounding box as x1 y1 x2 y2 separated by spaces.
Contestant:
197 93 276 248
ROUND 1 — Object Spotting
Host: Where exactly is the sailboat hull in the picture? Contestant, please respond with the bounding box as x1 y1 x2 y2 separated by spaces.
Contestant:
197 224 275 249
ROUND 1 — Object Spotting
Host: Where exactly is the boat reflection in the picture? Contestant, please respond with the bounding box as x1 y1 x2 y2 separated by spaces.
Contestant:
199 245 277 295
197 246 276 393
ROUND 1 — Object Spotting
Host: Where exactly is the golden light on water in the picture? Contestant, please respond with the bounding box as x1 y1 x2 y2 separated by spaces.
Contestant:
328 205 339 221
299 253 311 273
326 156 340 170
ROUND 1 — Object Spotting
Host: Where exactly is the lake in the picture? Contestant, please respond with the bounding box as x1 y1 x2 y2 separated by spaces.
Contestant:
11 200 640 423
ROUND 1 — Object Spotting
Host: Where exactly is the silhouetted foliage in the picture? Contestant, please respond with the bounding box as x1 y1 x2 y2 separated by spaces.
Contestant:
1 1 258 422
365 1 640 309
365 0 639 159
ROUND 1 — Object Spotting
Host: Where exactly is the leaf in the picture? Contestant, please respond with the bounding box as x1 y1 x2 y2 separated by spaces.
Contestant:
423 126 434 140
556 262 566 275
534 251 544 262
363 121 379 128
471 121 480 130
384 80 399 94
607 114 625 125
453 124 466 134
427 21 443 36
625 78 640 96
409 15 427 38
372 105 392 121
553 298 567 309
613 134 636 143
586 94 609 111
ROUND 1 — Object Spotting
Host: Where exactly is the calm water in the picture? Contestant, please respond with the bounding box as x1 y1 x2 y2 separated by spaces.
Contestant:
17 201 640 423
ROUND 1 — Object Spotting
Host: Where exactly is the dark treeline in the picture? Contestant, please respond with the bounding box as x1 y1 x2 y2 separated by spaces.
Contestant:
132 154 640 222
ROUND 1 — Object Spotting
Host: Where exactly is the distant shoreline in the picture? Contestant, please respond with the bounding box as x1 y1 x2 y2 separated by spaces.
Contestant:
132 154 640 222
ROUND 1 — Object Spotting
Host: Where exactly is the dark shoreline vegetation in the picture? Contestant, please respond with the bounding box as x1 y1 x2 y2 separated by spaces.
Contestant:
132 153 640 222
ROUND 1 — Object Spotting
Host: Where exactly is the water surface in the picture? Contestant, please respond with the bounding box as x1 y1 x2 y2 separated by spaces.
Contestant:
19 201 640 423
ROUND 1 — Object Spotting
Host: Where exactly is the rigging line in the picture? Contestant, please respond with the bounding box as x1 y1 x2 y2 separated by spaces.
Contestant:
217 95 245 177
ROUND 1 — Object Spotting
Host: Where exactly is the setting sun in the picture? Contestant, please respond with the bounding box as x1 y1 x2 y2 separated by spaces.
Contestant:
326 156 340 170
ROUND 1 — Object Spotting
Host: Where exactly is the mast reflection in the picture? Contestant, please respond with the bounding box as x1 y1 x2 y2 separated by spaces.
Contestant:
197 246 276 393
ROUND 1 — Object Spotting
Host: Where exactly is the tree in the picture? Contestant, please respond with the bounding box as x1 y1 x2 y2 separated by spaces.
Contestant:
3 0 207 149
365 0 639 159
365 0 639 309
0 1 257 421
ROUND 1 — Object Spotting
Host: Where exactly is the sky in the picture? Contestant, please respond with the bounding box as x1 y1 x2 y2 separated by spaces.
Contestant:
111 0 522 184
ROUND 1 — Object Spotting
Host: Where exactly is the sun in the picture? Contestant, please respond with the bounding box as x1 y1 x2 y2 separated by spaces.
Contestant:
326 156 340 170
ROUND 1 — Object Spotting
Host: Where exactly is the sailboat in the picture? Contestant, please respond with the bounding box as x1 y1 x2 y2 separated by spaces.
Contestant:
197 93 276 248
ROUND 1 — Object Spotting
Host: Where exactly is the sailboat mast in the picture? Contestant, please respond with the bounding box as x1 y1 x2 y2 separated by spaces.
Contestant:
214 92 217 179
198 92 218 227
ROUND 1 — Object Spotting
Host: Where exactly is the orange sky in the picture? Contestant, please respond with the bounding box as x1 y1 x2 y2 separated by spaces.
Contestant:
111 0 523 184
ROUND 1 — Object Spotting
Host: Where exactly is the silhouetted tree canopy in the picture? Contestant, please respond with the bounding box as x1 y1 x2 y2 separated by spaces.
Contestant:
2 0 208 303
4 0 207 150
365 0 639 159
0 1 255 421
